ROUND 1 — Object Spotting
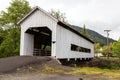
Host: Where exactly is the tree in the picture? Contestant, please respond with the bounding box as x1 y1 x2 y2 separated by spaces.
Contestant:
112 39 120 59
94 43 101 53
81 24 89 38
0 27 8 45
50 9 67 23
0 0 32 28
101 45 108 57
0 28 20 58
108 42 114 56
0 0 32 57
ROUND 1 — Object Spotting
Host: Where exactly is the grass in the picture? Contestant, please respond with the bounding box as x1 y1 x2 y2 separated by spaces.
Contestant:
27 64 120 79
66 67 120 78
16 57 120 79
17 64 64 74
100 57 120 60
30 57 120 79
41 65 64 73
37 65 120 78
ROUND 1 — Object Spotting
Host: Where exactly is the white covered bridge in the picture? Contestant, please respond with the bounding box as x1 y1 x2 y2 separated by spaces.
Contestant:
18 7 94 61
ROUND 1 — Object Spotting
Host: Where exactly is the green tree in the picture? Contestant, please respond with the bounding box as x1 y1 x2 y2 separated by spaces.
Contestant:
112 39 120 59
0 28 20 58
50 9 67 23
0 0 32 58
101 42 114 57
81 24 89 37
101 45 108 57
94 43 101 53
0 27 8 45
0 0 32 28
108 42 114 56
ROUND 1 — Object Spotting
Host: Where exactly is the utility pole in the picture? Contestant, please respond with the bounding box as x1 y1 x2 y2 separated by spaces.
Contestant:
104 30 111 59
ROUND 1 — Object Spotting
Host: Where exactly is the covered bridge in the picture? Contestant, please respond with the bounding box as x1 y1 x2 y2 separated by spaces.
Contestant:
18 6 94 61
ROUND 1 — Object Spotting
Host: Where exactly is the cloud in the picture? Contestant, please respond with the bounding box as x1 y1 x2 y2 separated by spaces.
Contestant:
15 0 120 40
0 0 11 11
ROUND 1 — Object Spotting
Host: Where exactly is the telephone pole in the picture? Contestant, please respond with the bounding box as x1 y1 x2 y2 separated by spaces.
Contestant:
104 30 111 59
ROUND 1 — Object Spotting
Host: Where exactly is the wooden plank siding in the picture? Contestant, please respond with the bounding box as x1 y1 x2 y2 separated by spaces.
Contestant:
18 6 94 59
56 25 94 59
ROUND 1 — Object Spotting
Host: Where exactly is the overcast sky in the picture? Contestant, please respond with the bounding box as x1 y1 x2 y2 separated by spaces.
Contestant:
0 0 120 40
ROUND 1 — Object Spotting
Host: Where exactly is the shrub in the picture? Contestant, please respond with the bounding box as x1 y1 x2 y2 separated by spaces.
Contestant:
88 57 120 69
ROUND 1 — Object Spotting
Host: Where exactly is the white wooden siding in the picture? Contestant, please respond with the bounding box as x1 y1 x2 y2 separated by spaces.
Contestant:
56 25 94 59
20 9 57 56
19 7 94 59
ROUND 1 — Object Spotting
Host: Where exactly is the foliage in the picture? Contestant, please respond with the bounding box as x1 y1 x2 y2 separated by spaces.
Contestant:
101 46 108 56
0 28 8 45
0 0 32 27
0 0 32 58
50 9 67 23
88 57 120 69
100 57 119 60
94 43 101 53
112 39 120 59
100 42 113 57
81 24 89 38
0 28 20 58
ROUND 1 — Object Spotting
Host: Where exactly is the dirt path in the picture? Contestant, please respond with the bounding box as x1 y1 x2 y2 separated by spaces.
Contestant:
0 72 119 80
0 56 54 73
0 73 81 80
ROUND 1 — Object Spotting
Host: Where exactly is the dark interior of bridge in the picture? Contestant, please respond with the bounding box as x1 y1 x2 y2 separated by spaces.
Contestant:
26 27 52 56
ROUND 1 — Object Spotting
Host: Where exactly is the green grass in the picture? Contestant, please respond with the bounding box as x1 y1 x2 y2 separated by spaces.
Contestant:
41 65 64 73
67 67 120 78
41 45 51 51
32 64 120 78
100 57 120 60
17 63 120 79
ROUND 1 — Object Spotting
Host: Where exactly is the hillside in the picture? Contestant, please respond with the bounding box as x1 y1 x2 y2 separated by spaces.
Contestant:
70 25 116 46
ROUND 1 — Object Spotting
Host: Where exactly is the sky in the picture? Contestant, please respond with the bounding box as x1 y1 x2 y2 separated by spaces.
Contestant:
0 0 120 40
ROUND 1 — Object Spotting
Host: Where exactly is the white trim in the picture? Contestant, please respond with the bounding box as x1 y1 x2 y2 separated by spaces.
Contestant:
18 6 58 24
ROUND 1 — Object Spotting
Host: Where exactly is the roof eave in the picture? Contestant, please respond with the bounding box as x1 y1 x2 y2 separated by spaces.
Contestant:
18 6 94 44
57 21 94 44
17 6 58 25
